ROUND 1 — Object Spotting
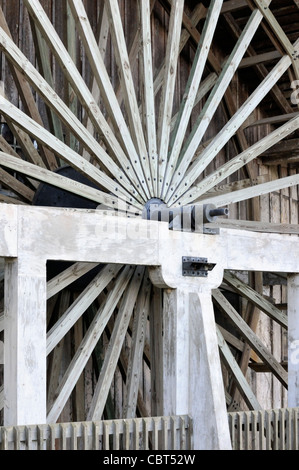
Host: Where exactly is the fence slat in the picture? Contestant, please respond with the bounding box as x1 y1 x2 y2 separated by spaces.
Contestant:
0 415 192 450
228 407 299 450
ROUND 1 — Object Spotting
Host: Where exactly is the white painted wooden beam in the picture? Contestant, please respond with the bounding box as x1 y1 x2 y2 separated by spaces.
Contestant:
2 205 299 275
2 203 299 441
0 204 17 257
4 255 47 426
162 287 231 450
287 274 299 407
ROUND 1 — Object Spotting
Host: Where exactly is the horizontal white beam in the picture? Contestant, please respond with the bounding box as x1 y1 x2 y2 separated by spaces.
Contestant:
0 205 299 279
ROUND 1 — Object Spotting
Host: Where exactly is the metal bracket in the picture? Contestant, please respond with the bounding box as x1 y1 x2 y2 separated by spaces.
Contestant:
182 257 216 277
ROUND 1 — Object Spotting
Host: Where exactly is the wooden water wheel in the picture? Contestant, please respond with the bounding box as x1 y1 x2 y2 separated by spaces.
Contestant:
0 0 298 425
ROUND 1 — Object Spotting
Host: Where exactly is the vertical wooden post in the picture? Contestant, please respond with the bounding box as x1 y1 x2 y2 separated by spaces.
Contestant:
287 273 299 407
161 287 231 450
4 255 47 426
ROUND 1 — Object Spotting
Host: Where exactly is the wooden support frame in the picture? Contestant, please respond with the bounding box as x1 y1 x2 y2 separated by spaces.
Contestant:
0 0 298 451
1 204 299 449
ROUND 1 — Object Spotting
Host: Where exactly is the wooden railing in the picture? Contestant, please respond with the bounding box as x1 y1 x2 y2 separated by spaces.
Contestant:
0 415 193 450
228 407 299 450
3 408 299 450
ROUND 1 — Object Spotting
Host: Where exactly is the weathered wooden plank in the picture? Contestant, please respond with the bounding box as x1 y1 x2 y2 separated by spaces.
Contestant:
0 97 143 209
30 22 64 143
261 137 299 157
105 0 152 197
197 175 269 201
168 54 291 205
261 138 299 165
0 27 143 204
213 289 288 388
0 152 139 213
220 0 248 13
5 119 46 172
63 0 77 151
166 8 265 200
252 0 298 60
157 0 184 196
68 0 149 200
47 290 70 411
140 0 158 194
149 286 163 417
245 112 299 128
216 326 262 410
47 266 135 424
209 218 299 236
111 320 151 419
0 6 57 170
217 323 257 359
239 50 282 68
0 165 34 202
46 264 123 356
153 3 206 100
0 193 25 205
73 316 85 422
176 114 299 205
82 3 109 162
223 271 288 328
161 0 223 200
199 173 299 208
223 9 294 116
123 273 151 418
88 267 145 421
4 255 47 426
47 262 100 300
23 0 147 201
170 73 218 133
